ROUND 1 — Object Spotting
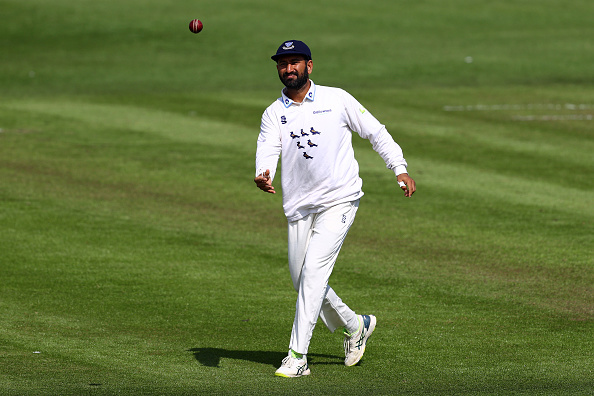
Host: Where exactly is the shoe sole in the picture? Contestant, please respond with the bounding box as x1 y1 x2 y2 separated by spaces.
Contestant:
275 369 311 378
345 315 376 367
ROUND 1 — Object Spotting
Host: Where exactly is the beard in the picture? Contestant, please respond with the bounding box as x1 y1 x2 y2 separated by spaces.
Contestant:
280 69 309 90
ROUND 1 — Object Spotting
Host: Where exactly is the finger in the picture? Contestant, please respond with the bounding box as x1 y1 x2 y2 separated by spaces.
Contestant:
405 182 415 197
256 178 275 193
408 180 416 195
398 180 410 196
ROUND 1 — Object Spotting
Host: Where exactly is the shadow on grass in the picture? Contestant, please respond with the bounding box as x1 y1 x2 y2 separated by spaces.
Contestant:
188 348 343 368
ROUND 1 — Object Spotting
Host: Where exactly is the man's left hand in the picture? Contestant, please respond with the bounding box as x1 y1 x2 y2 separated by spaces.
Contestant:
397 173 416 197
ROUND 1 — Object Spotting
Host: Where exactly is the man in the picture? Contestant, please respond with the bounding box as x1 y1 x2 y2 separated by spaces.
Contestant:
254 40 416 378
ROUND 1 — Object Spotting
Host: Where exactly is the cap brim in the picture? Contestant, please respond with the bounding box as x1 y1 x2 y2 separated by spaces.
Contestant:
271 52 311 61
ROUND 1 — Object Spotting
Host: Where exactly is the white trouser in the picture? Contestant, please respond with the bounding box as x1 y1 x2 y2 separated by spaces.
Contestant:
287 200 360 355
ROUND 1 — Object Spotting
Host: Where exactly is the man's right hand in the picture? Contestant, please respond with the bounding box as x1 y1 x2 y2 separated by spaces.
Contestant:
254 169 276 194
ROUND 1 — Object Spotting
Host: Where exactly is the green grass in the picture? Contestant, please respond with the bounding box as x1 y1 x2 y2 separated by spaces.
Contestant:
1 0 593 394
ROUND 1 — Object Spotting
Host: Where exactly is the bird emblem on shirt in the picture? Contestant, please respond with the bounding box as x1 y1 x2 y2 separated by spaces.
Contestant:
303 152 313 160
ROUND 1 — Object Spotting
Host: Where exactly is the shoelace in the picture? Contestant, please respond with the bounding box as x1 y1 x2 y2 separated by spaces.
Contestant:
344 328 365 354
281 355 308 375
344 337 351 355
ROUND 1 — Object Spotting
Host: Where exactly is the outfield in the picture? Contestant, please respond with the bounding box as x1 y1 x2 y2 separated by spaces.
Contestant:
1 0 593 394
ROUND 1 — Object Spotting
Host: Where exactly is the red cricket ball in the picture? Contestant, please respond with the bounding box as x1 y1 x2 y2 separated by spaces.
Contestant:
189 19 203 34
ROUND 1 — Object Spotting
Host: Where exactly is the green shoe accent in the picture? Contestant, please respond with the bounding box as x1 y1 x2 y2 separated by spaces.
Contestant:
344 316 362 337
290 349 303 359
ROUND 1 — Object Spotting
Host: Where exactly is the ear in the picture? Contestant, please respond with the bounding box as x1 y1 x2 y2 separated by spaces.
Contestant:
306 59 313 74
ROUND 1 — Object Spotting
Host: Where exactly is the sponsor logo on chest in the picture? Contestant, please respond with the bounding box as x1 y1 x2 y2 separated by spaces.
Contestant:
279 108 333 125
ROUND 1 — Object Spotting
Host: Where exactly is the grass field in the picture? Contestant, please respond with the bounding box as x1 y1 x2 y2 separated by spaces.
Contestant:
1 0 593 394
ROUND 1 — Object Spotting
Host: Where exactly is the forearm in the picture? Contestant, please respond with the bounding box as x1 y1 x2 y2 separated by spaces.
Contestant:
364 125 408 177
256 110 282 179
255 145 280 180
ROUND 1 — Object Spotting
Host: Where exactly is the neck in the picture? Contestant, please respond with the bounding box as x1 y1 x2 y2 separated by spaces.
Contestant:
284 80 311 103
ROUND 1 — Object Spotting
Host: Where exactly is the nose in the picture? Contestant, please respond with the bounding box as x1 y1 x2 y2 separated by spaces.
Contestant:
285 63 297 73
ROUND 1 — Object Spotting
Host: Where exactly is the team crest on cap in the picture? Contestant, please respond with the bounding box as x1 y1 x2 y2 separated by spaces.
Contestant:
282 41 295 50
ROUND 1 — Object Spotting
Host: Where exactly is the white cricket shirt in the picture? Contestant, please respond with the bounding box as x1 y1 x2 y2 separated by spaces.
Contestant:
256 81 408 222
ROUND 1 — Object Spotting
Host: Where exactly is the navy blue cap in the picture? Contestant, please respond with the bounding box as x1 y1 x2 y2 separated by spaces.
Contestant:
271 40 312 61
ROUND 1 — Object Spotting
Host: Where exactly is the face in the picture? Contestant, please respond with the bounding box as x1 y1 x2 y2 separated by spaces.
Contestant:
276 55 313 90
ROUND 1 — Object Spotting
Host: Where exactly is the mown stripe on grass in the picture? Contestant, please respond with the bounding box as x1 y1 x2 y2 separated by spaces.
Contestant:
2 99 256 147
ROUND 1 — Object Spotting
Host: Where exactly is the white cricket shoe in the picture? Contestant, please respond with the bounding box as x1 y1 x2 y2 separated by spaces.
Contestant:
275 353 311 378
344 314 376 366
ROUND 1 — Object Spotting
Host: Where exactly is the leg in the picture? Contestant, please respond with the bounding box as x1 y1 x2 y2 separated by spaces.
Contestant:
288 200 359 355
287 214 315 293
319 285 359 333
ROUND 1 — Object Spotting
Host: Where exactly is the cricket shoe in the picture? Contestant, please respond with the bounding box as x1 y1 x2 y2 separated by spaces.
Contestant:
344 314 376 366
275 353 311 378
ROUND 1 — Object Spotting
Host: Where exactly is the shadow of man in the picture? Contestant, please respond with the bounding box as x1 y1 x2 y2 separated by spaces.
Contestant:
188 348 342 368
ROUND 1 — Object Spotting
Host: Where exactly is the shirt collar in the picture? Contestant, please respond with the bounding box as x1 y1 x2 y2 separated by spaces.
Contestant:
280 80 316 108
